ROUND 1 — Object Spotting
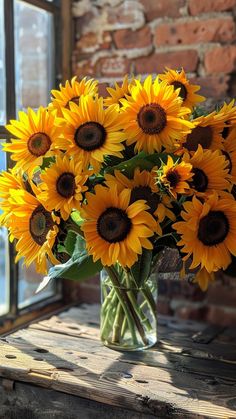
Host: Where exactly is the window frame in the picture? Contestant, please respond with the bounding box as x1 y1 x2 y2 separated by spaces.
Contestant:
0 0 72 332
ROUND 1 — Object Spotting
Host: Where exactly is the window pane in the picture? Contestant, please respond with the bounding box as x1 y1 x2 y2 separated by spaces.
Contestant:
18 260 56 309
0 145 9 316
14 0 57 308
14 0 54 112
0 0 6 124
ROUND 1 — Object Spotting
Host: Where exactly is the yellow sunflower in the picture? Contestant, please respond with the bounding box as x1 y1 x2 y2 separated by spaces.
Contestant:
0 169 26 226
173 193 236 273
3 107 63 174
119 75 193 154
221 127 236 185
160 156 193 198
159 68 205 110
50 76 98 116
39 154 88 220
104 167 175 229
58 95 125 173
104 75 135 107
194 268 215 291
81 184 157 268
7 186 60 274
183 145 231 196
217 100 236 139
177 110 225 153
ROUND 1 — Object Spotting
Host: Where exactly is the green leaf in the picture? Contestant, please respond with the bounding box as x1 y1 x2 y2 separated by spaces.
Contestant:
70 210 84 226
130 249 153 287
104 152 153 177
64 230 77 257
104 152 179 178
46 251 102 282
37 234 102 292
145 152 179 166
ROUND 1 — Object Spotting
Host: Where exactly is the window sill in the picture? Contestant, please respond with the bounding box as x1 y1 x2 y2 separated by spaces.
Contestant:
0 304 235 418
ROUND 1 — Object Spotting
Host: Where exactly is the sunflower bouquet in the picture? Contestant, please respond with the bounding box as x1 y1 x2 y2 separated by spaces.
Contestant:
1 68 236 350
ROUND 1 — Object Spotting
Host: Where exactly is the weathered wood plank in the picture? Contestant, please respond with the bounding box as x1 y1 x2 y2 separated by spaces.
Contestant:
28 305 236 364
0 379 157 419
0 328 236 418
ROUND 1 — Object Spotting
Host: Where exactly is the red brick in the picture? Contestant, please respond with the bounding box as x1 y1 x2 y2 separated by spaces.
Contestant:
207 306 236 326
107 1 144 29
140 0 185 21
114 26 152 50
76 31 111 52
189 0 236 15
157 297 173 316
175 305 208 322
98 82 109 97
204 46 236 74
135 50 198 74
155 17 235 46
207 282 236 307
73 59 96 79
96 56 131 77
190 75 229 98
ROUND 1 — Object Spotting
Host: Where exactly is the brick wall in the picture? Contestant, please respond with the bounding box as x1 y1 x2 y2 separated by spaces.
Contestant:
72 0 236 100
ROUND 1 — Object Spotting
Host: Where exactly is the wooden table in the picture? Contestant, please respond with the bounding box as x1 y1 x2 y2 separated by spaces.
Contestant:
0 304 235 419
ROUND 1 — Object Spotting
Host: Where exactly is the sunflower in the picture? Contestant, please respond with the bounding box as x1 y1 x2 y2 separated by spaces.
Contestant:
104 167 175 229
221 127 236 185
0 169 26 226
50 76 98 116
160 156 193 198
81 184 157 268
119 75 193 154
3 107 62 174
217 100 236 139
8 187 60 274
173 193 236 273
194 268 215 291
159 68 205 110
58 95 125 173
104 75 135 107
183 145 231 196
39 154 89 220
177 110 225 153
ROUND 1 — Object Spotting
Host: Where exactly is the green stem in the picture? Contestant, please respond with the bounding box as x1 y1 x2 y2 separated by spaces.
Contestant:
112 302 123 343
141 286 157 320
106 266 149 346
125 271 152 333
105 266 139 345
101 292 118 340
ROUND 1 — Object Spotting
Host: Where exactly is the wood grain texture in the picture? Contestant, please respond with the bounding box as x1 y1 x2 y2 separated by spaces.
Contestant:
0 305 236 419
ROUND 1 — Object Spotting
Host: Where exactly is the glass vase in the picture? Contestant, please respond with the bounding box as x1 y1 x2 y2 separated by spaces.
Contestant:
100 267 157 351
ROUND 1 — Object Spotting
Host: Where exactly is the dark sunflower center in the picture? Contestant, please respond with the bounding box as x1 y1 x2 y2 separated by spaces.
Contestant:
198 210 229 246
137 103 167 134
171 81 187 101
184 126 213 151
65 96 80 109
222 150 232 173
130 186 160 214
27 132 51 157
166 169 181 188
56 172 76 198
222 122 230 140
29 205 54 245
97 207 132 243
74 122 106 151
191 168 208 192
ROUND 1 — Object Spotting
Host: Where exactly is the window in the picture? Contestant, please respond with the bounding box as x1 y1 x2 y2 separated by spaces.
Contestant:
0 0 70 332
